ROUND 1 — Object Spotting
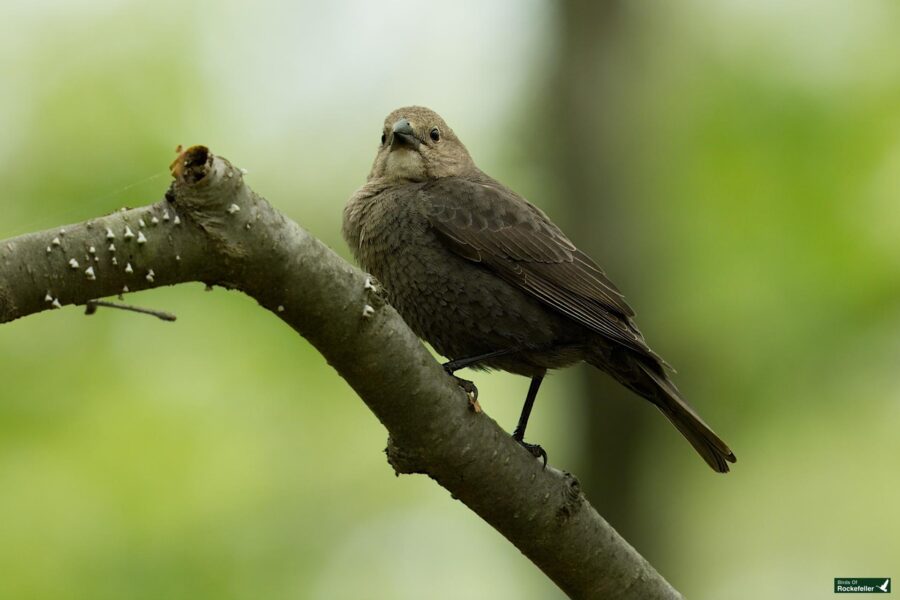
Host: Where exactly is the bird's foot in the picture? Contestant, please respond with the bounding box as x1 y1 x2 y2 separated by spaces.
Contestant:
514 437 548 468
449 374 481 413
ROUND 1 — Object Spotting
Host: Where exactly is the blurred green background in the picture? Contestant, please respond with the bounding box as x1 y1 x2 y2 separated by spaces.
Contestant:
1 1 898 598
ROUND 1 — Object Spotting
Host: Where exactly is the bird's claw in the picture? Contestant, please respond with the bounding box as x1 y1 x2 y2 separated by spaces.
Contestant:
515 438 548 468
449 375 481 413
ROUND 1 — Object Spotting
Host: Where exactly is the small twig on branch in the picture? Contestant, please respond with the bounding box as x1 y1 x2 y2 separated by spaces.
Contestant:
84 299 177 321
0 145 682 600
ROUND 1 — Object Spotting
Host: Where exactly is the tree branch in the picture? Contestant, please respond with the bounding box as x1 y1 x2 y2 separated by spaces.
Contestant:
0 146 682 600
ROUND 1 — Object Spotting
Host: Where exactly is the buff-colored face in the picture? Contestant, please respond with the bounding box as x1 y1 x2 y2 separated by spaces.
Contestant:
368 106 475 183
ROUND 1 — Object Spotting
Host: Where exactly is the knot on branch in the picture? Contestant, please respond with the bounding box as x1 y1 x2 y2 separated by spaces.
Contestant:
0 285 13 323
385 436 428 475
555 471 584 524
362 275 386 308
359 275 387 321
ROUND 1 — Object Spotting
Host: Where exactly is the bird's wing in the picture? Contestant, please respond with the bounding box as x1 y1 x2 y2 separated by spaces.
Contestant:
419 176 655 356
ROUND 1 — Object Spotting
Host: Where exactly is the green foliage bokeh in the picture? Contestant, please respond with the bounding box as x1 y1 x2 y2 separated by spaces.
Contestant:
1 1 898 598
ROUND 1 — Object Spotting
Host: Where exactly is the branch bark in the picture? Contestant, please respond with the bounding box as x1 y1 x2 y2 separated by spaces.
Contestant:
0 146 682 600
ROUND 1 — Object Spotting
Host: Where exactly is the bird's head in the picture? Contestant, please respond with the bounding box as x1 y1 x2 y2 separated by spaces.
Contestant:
368 106 475 183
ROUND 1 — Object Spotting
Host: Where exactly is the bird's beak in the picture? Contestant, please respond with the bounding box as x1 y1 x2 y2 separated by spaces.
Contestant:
391 118 420 150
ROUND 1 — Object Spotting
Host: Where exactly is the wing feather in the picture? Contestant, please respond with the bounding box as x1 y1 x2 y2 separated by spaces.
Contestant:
419 176 656 357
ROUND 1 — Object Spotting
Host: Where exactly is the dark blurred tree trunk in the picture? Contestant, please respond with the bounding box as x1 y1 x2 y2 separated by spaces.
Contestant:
539 0 652 548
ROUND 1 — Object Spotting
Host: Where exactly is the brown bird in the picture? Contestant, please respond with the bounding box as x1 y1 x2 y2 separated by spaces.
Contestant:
343 106 736 472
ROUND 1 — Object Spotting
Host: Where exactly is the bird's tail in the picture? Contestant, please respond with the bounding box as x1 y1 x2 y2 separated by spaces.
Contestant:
591 351 737 473
640 363 736 473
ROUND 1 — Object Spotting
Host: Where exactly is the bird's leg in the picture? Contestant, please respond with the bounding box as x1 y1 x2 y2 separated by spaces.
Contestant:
442 349 517 413
512 373 547 467
442 348 518 374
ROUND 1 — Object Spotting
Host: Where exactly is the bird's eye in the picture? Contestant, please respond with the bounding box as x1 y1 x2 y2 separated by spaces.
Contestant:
430 128 441 142
380 132 387 145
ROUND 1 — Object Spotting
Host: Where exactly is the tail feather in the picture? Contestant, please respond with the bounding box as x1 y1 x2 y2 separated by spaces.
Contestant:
637 362 737 473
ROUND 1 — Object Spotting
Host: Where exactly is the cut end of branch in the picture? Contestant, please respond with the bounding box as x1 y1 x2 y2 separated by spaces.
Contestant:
170 145 212 184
